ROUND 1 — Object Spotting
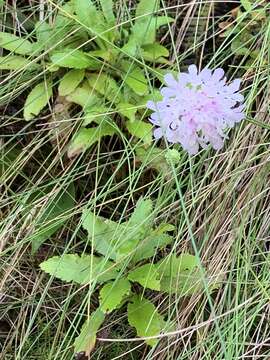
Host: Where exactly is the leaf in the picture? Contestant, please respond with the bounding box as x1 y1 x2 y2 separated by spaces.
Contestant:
157 253 206 295
35 21 52 50
128 198 153 230
74 0 108 44
58 69 85 96
128 264 160 290
100 0 115 25
40 253 118 284
99 277 131 313
135 146 179 178
66 82 100 108
135 0 159 18
51 49 100 69
67 123 117 158
0 145 22 180
74 308 105 356
117 102 137 122
82 106 111 126
141 43 169 62
121 63 148 96
0 32 33 55
23 80 53 121
0 55 38 70
127 296 165 346
29 182 75 253
88 73 122 103
132 232 174 263
241 0 252 11
81 198 154 260
126 120 152 146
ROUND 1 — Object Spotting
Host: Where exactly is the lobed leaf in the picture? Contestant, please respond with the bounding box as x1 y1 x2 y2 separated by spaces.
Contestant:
99 277 131 313
40 253 118 284
127 296 165 346
128 264 160 291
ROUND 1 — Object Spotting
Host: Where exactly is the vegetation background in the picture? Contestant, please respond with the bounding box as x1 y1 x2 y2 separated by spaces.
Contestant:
0 0 269 359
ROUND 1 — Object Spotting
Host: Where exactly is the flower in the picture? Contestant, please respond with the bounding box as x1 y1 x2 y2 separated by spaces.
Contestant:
146 65 245 154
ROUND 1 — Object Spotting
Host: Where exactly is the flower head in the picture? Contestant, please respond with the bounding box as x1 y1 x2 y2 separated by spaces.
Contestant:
147 65 245 154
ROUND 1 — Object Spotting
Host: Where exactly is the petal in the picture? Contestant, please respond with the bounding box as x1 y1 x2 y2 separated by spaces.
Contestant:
188 64 198 76
164 73 178 87
153 127 163 139
212 68 225 81
227 79 241 93
146 100 157 111
200 68 212 83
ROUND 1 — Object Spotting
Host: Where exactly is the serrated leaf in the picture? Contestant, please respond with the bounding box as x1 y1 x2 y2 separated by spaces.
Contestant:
66 81 100 108
82 106 111 126
0 32 34 55
29 182 75 253
121 63 148 96
81 198 155 260
128 296 165 346
40 253 118 284
67 122 117 158
117 102 137 122
241 0 252 11
141 43 169 62
59 69 85 96
0 55 38 70
74 308 105 356
157 253 205 295
132 233 174 263
126 120 152 145
88 73 122 103
24 80 53 121
135 146 177 178
74 0 108 44
99 277 131 313
128 264 160 290
51 49 100 69
128 198 153 230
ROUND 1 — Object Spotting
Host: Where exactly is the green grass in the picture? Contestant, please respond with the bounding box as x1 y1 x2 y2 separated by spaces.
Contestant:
1 0 270 359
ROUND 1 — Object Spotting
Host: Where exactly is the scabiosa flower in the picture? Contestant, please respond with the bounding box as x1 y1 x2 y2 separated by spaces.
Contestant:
147 65 245 154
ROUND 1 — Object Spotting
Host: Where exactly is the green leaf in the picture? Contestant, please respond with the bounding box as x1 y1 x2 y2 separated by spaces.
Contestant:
67 122 117 158
126 120 152 146
40 253 118 284
81 198 155 260
117 102 137 122
135 146 180 178
128 197 153 230
74 0 108 44
241 0 252 11
99 277 131 313
121 63 148 96
51 49 100 69
132 231 174 263
74 308 105 356
88 73 122 103
0 55 38 70
128 264 160 290
58 69 85 96
0 145 22 180
157 253 205 295
35 21 52 50
82 106 111 126
0 32 33 55
127 296 165 346
23 80 53 121
29 183 75 253
66 81 100 108
141 43 169 62
135 0 159 18
100 0 115 25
